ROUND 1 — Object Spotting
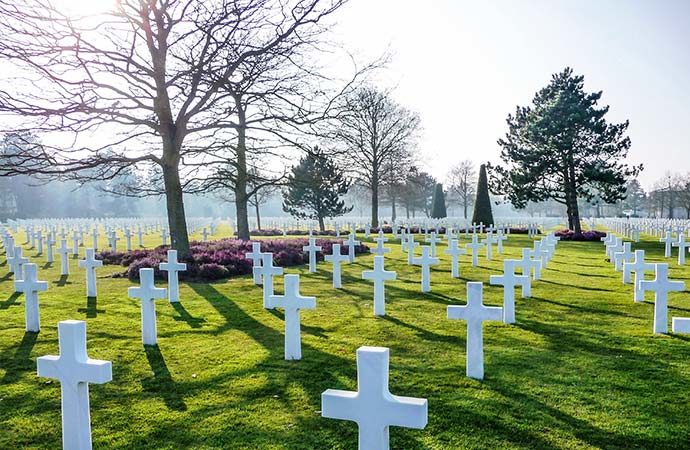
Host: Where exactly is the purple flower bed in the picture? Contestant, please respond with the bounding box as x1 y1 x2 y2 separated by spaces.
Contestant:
248 229 348 237
97 238 369 282
554 229 607 241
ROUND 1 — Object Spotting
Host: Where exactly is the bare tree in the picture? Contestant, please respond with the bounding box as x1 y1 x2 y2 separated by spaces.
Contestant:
0 0 351 256
329 87 420 227
447 160 476 219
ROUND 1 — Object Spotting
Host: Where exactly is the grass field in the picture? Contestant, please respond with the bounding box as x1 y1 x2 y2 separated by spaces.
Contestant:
1 224 690 449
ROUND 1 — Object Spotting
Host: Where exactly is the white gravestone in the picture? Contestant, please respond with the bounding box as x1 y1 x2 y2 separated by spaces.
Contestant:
640 264 685 334
14 263 48 332
345 233 361 263
302 238 322 273
660 231 674 258
613 242 633 272
623 250 655 302
245 242 263 285
425 232 440 257
57 239 71 276
8 246 29 280
324 244 349 289
447 282 503 379
465 234 484 267
46 233 56 263
672 234 690 265
411 246 439 293
268 274 316 360
444 238 466 278
362 255 397 316
406 235 420 265
78 249 103 298
321 346 428 450
37 320 112 450
489 260 528 324
258 253 283 308
128 268 168 345
160 250 187 303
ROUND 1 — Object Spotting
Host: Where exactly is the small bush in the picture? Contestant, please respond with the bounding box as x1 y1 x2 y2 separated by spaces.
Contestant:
555 229 606 241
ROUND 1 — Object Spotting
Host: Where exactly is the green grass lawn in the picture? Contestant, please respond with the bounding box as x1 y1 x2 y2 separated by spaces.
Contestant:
1 224 690 449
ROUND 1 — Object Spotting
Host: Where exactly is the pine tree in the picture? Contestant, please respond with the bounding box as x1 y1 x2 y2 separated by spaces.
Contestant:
491 67 641 232
282 148 353 231
472 164 494 226
430 183 447 219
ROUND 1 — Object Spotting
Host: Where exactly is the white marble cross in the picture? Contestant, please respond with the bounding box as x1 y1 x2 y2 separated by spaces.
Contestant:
78 249 103 298
406 234 420 264
160 250 187 303
321 346 428 450
46 233 55 263
302 238 322 273
371 238 391 257
481 232 495 260
14 263 48 332
124 228 133 251
345 233 361 263
465 234 485 267
660 230 674 258
37 320 112 450
489 260 528 324
8 246 29 280
91 228 99 251
362 255 397 316
324 244 349 289
447 282 503 379
411 246 439 293
425 232 440 257
444 238 466 278
624 250 655 303
128 268 168 345
161 229 169 246
107 231 119 251
57 239 71 276
72 230 80 256
517 247 541 284
245 242 264 284
673 234 690 265
269 274 316 360
613 242 634 272
258 253 284 308
640 263 685 334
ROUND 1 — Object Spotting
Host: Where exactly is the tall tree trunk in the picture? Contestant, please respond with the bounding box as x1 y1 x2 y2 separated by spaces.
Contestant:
318 216 325 232
371 170 379 228
162 162 190 258
463 198 468 219
234 96 250 240
391 192 397 222
567 163 581 233
255 200 262 230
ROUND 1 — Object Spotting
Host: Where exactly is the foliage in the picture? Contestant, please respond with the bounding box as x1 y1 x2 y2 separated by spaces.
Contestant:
282 149 353 231
490 67 642 232
430 183 447 219
447 160 476 219
471 164 494 226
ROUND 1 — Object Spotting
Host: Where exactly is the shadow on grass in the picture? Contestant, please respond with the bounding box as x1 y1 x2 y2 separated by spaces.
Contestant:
266 309 328 338
381 315 461 345
142 344 187 412
0 331 38 385
0 272 13 282
42 262 53 270
53 274 70 287
171 302 206 329
77 296 105 318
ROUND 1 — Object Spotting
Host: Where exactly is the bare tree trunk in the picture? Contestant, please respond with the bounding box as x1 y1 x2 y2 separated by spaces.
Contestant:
318 215 325 232
463 199 468 219
234 98 250 240
162 163 190 258
255 200 262 230
391 192 397 222
371 170 379 228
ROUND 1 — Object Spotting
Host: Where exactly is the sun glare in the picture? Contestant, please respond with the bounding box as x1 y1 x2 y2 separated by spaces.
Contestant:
55 0 114 16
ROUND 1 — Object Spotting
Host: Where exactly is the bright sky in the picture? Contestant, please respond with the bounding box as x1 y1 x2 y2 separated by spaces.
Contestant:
334 0 690 190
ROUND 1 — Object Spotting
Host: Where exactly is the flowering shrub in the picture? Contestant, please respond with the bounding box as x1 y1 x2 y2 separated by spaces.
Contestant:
248 229 348 236
554 229 606 241
98 238 369 282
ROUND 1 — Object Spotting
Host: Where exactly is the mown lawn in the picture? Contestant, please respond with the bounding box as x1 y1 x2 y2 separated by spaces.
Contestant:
1 224 689 449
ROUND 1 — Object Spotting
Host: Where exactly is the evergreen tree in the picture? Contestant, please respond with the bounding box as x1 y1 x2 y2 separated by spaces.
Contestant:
282 148 352 231
430 183 447 219
472 164 494 226
490 67 641 232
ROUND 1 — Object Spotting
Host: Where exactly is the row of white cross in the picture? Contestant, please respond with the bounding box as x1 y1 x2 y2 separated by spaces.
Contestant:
1 225 557 450
603 233 690 334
